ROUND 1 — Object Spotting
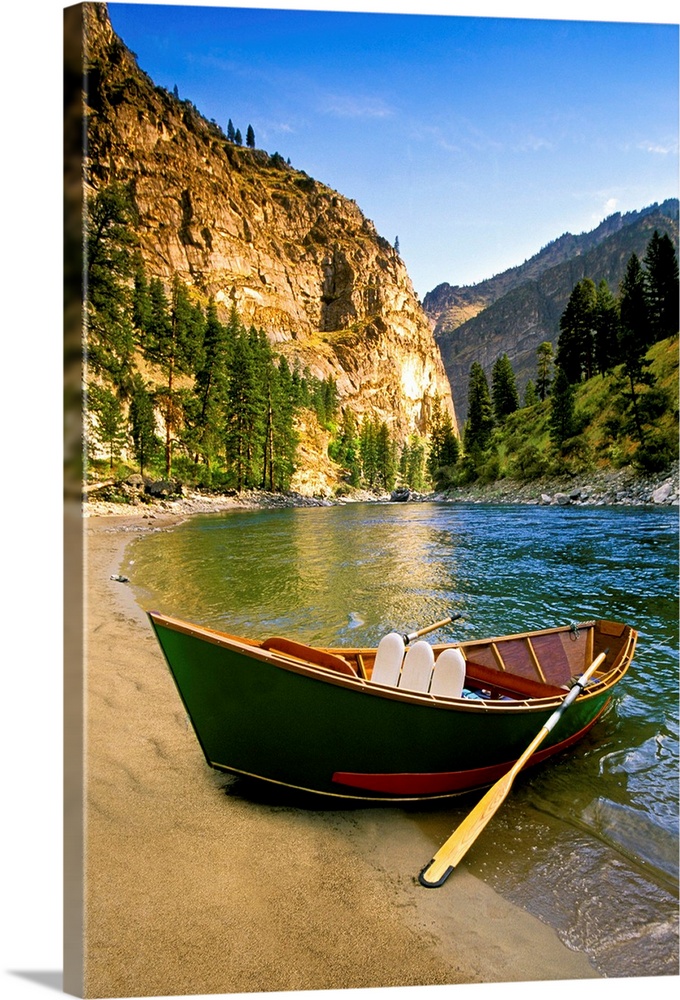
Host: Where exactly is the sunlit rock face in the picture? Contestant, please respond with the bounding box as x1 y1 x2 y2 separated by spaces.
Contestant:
83 4 457 440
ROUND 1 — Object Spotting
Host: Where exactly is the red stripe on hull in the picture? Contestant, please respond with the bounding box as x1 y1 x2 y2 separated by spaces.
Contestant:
332 705 607 796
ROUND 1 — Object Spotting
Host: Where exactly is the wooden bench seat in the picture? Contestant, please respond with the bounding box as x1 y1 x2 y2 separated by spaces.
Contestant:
261 636 357 676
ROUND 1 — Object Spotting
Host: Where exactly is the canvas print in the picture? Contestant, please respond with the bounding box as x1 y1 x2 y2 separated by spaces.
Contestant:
64 1 679 997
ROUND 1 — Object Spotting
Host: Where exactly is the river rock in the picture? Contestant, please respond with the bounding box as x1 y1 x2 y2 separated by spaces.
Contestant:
652 482 674 503
145 480 184 499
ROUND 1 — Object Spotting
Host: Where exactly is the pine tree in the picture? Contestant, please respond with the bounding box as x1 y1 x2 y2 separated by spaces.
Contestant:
334 409 361 486
234 128 243 145
594 279 620 375
375 422 396 491
618 253 653 446
270 356 298 491
644 230 679 343
88 384 127 470
400 434 426 490
464 363 494 453
427 395 459 482
556 278 597 382
131 256 152 344
322 376 339 425
549 366 575 448
227 119 235 142
246 124 255 149
246 326 277 490
491 353 519 422
225 329 260 489
536 341 554 401
85 184 137 387
359 417 378 488
129 375 160 475
523 380 538 407
192 299 229 466
144 276 203 476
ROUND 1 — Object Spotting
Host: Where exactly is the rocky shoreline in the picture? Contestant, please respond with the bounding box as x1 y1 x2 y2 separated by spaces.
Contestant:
83 460 679 519
431 460 680 507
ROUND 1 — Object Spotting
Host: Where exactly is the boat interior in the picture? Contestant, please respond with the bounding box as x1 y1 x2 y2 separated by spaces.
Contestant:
254 619 635 705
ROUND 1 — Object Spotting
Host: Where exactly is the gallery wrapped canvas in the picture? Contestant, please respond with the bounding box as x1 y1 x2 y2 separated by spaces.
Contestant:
63 2 679 998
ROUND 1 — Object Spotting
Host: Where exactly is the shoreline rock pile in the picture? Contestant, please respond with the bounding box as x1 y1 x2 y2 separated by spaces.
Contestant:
84 461 679 517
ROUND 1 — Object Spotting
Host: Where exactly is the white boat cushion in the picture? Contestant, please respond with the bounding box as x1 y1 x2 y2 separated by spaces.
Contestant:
430 647 466 699
371 632 406 686
398 640 435 692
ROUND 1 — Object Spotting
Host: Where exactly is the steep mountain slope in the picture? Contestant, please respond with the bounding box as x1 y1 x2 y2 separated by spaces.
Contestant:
424 200 679 333
429 204 678 422
83 3 456 439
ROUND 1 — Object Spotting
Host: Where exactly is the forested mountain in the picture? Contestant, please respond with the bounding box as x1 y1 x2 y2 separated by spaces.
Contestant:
79 1 455 487
426 201 678 422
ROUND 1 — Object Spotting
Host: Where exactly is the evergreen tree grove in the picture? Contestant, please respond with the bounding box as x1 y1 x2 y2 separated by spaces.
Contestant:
427 395 459 484
401 435 426 490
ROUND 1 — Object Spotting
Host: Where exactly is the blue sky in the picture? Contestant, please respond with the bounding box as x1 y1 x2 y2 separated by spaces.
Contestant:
105 1 679 298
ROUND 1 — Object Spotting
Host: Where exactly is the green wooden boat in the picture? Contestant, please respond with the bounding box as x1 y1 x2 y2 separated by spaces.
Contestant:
148 612 636 802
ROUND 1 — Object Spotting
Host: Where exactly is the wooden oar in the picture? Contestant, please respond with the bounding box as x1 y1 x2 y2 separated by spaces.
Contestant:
418 648 609 888
403 613 462 644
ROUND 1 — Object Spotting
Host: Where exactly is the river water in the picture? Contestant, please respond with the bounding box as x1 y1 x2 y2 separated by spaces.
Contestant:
125 500 679 979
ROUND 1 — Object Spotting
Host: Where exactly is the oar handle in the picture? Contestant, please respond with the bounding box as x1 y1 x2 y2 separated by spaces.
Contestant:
403 613 462 644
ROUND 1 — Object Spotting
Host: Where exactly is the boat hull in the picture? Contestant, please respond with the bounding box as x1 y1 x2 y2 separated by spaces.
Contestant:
149 614 633 801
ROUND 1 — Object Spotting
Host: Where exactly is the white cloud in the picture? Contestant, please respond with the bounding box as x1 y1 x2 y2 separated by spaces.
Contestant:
637 139 679 155
321 93 395 119
517 133 555 153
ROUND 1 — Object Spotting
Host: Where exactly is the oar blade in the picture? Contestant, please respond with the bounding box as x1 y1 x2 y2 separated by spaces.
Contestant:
418 772 515 887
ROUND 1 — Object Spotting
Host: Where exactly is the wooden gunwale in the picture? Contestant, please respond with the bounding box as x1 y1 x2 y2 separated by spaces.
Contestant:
148 612 633 714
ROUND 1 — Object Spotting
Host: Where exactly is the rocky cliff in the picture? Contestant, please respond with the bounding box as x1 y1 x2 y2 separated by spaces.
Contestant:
427 203 679 423
82 3 456 439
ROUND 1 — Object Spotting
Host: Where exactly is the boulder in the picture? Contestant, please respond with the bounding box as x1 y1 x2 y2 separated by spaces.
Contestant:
652 482 674 503
390 488 411 502
145 479 184 499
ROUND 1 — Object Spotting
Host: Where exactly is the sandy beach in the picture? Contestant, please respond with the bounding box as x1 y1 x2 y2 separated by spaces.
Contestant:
73 501 601 998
